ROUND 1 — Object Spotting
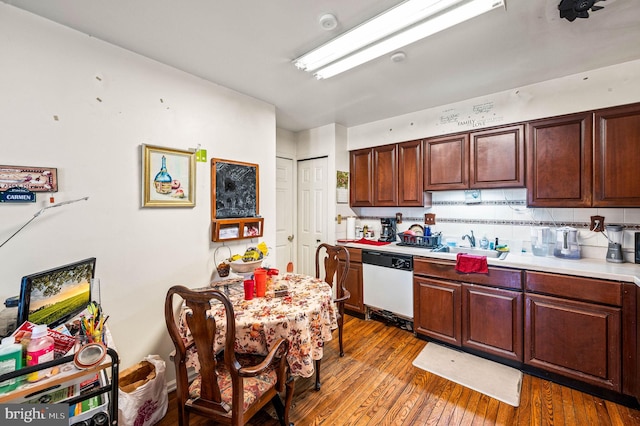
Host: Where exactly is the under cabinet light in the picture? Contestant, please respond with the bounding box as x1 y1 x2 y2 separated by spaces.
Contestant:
293 0 505 79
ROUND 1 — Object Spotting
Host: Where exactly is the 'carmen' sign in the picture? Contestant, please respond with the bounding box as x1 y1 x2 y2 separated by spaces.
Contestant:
1 187 36 203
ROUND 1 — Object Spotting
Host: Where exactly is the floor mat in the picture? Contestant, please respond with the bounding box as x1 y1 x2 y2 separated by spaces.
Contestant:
412 342 522 407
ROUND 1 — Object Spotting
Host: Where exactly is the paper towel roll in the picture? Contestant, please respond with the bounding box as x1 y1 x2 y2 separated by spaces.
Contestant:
346 217 356 240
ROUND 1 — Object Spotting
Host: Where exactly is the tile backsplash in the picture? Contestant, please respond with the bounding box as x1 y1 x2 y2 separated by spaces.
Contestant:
339 188 640 262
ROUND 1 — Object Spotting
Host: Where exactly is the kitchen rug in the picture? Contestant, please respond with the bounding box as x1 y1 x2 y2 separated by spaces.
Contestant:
412 342 522 407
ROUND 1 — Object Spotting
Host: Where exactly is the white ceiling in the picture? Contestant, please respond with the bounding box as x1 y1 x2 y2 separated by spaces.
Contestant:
4 0 640 132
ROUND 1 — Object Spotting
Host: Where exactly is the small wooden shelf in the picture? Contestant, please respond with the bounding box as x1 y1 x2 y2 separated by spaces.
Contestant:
212 217 264 242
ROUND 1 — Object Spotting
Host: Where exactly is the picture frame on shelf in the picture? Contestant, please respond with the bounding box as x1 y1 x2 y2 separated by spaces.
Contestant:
142 144 196 208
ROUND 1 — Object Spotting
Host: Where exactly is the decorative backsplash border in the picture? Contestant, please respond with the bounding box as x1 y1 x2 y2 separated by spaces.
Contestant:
432 200 527 206
359 216 640 231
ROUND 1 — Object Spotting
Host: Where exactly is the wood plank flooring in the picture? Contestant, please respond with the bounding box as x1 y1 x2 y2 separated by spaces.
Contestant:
156 314 640 425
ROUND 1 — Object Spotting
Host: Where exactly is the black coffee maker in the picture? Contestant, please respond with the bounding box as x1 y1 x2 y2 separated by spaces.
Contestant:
379 218 397 242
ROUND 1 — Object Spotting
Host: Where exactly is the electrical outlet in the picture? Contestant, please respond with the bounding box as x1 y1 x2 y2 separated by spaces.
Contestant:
590 215 605 232
424 213 436 225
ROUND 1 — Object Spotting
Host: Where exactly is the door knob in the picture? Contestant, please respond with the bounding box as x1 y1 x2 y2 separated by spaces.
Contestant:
288 235 294 242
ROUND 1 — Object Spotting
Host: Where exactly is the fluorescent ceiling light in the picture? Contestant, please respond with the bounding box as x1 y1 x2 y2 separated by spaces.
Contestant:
293 0 505 79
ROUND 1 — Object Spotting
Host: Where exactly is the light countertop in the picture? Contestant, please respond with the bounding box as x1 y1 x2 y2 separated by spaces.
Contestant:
339 241 640 286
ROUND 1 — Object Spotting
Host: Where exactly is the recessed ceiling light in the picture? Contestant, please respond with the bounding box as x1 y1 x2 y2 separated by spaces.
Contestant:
319 13 338 30
391 51 407 62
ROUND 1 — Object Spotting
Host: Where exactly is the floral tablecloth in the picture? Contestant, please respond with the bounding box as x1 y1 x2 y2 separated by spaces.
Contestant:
179 273 338 378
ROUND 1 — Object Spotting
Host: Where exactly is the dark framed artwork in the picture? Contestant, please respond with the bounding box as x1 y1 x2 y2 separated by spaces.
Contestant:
211 158 259 219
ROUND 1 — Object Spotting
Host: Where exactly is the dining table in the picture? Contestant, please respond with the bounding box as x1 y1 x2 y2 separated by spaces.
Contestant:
179 273 338 379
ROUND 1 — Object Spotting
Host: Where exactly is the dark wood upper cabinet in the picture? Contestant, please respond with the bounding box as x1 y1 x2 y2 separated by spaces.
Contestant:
424 133 469 190
594 103 640 206
397 139 424 206
350 140 425 207
526 112 593 207
372 144 398 206
424 125 524 191
349 148 374 207
470 124 525 188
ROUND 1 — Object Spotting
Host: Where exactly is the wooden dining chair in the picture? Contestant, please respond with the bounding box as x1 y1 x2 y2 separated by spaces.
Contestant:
314 243 350 390
165 285 295 426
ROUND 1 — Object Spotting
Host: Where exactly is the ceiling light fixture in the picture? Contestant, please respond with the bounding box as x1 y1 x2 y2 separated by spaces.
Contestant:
293 0 505 79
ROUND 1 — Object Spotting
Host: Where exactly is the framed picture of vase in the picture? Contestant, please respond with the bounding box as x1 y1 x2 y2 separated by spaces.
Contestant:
142 144 196 207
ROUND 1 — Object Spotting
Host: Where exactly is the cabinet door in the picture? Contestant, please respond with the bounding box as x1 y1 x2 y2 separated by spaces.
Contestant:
350 148 374 207
525 293 621 391
424 133 469 190
526 113 593 207
470 124 525 188
414 276 461 346
594 103 640 206
373 144 397 206
462 284 523 362
397 139 424 206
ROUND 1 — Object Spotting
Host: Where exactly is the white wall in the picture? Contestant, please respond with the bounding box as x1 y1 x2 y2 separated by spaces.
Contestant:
348 59 640 149
276 128 297 160
293 123 357 244
345 60 640 260
0 4 277 378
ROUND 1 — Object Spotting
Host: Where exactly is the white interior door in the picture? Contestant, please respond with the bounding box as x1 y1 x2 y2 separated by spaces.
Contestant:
297 157 328 276
275 157 294 272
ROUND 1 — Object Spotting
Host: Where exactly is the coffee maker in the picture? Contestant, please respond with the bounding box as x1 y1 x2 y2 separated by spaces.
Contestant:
379 218 397 242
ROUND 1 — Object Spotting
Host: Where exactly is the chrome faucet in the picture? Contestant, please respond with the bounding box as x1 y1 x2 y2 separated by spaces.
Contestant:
462 230 476 247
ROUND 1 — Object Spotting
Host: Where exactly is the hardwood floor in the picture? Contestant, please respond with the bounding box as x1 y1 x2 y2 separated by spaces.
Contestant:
156 314 640 425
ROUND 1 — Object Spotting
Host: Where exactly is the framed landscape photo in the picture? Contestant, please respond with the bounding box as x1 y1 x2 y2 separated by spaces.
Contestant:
211 158 259 219
142 144 196 207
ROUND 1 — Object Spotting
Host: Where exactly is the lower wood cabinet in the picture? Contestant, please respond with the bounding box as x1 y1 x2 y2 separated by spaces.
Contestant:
524 293 621 391
463 284 523 362
414 276 461 346
413 258 523 362
339 247 364 314
412 259 639 399
524 270 628 393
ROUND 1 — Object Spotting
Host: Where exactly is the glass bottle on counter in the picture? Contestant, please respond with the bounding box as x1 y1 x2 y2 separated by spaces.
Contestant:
154 155 173 194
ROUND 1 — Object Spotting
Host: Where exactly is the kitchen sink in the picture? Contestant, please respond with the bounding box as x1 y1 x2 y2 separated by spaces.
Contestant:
444 246 509 260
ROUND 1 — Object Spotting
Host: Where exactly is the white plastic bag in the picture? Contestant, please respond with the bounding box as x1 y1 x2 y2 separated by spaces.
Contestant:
118 355 168 426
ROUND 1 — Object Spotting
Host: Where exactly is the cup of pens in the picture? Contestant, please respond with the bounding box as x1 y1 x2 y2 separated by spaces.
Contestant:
77 302 108 347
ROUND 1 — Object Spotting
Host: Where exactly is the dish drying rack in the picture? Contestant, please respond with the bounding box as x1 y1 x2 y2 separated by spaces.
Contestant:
397 232 442 248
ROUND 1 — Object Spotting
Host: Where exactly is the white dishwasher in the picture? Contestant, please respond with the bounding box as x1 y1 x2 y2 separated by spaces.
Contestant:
362 250 413 319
